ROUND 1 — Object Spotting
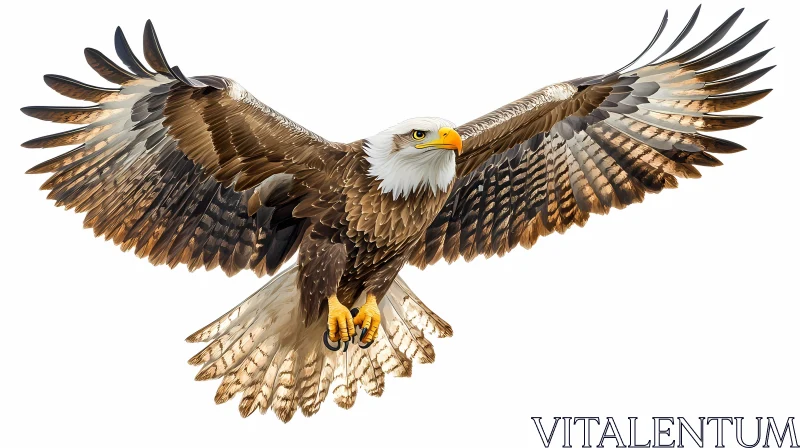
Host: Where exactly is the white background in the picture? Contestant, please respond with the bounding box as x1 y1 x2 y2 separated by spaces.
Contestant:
1 0 797 447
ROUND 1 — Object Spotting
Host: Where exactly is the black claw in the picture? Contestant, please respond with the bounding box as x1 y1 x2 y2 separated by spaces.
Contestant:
343 340 349 351
348 307 373 349
358 327 374 349
322 331 341 351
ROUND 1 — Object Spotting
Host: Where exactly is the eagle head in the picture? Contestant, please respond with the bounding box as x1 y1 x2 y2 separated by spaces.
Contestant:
364 117 462 200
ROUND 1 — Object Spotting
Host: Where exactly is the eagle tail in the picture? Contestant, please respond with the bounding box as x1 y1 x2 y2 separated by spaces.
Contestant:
185 264 452 422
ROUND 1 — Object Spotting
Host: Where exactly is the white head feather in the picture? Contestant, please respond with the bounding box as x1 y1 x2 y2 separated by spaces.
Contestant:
364 117 458 200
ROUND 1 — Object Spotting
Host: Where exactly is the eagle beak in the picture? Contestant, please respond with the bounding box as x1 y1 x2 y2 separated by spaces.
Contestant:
415 127 463 155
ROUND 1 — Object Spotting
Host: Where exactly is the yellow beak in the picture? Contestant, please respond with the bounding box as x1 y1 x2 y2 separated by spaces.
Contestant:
414 127 462 155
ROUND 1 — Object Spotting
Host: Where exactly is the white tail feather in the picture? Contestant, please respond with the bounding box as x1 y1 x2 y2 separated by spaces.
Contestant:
186 263 452 421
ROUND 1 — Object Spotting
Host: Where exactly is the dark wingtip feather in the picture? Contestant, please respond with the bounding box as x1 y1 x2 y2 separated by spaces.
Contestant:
703 88 773 112
702 65 775 94
141 20 205 87
648 4 702 65
22 136 45 149
719 87 773 101
26 164 52 175
682 19 769 71
115 26 155 77
142 19 173 76
702 135 747 153
84 47 138 85
615 9 669 73
695 48 774 82
21 105 104 124
700 114 762 131
21 106 54 120
661 7 743 65
42 74 120 103
26 145 89 174
170 65 208 88
21 127 90 149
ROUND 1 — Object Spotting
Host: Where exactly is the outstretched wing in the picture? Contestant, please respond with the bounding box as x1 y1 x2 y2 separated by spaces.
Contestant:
23 21 341 277
409 7 773 268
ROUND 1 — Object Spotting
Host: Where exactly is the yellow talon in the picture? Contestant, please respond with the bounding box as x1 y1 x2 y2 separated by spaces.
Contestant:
327 295 355 342
353 294 381 343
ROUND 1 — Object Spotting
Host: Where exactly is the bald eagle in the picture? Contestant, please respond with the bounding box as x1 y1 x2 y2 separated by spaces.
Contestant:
21 6 772 421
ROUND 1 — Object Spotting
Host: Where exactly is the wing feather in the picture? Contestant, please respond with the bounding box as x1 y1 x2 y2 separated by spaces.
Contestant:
646 5 702 64
661 8 744 64
114 26 156 78
84 47 139 84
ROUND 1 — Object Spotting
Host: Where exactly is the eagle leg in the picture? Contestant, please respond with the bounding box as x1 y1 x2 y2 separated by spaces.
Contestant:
353 293 381 345
325 295 356 349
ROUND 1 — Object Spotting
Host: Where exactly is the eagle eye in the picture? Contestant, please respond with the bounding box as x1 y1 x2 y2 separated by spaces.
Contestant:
411 130 426 140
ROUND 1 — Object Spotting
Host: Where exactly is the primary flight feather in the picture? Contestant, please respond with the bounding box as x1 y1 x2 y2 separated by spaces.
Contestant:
21 6 772 421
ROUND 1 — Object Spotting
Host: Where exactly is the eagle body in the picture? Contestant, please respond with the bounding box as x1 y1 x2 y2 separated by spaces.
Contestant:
21 7 774 421
292 142 455 321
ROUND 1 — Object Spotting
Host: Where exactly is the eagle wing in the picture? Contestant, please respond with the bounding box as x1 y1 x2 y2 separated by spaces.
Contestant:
409 7 773 268
23 21 342 277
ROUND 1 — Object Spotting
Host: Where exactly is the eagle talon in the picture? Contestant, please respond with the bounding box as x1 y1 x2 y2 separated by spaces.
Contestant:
353 327 373 349
352 294 381 347
350 307 375 349
358 336 374 349
322 331 341 351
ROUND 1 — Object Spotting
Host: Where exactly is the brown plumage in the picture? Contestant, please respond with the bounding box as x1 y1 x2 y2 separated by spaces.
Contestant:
21 7 772 421
408 7 773 267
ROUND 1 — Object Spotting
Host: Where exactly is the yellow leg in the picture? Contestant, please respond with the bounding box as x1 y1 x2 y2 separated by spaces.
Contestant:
353 293 381 343
327 295 355 342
